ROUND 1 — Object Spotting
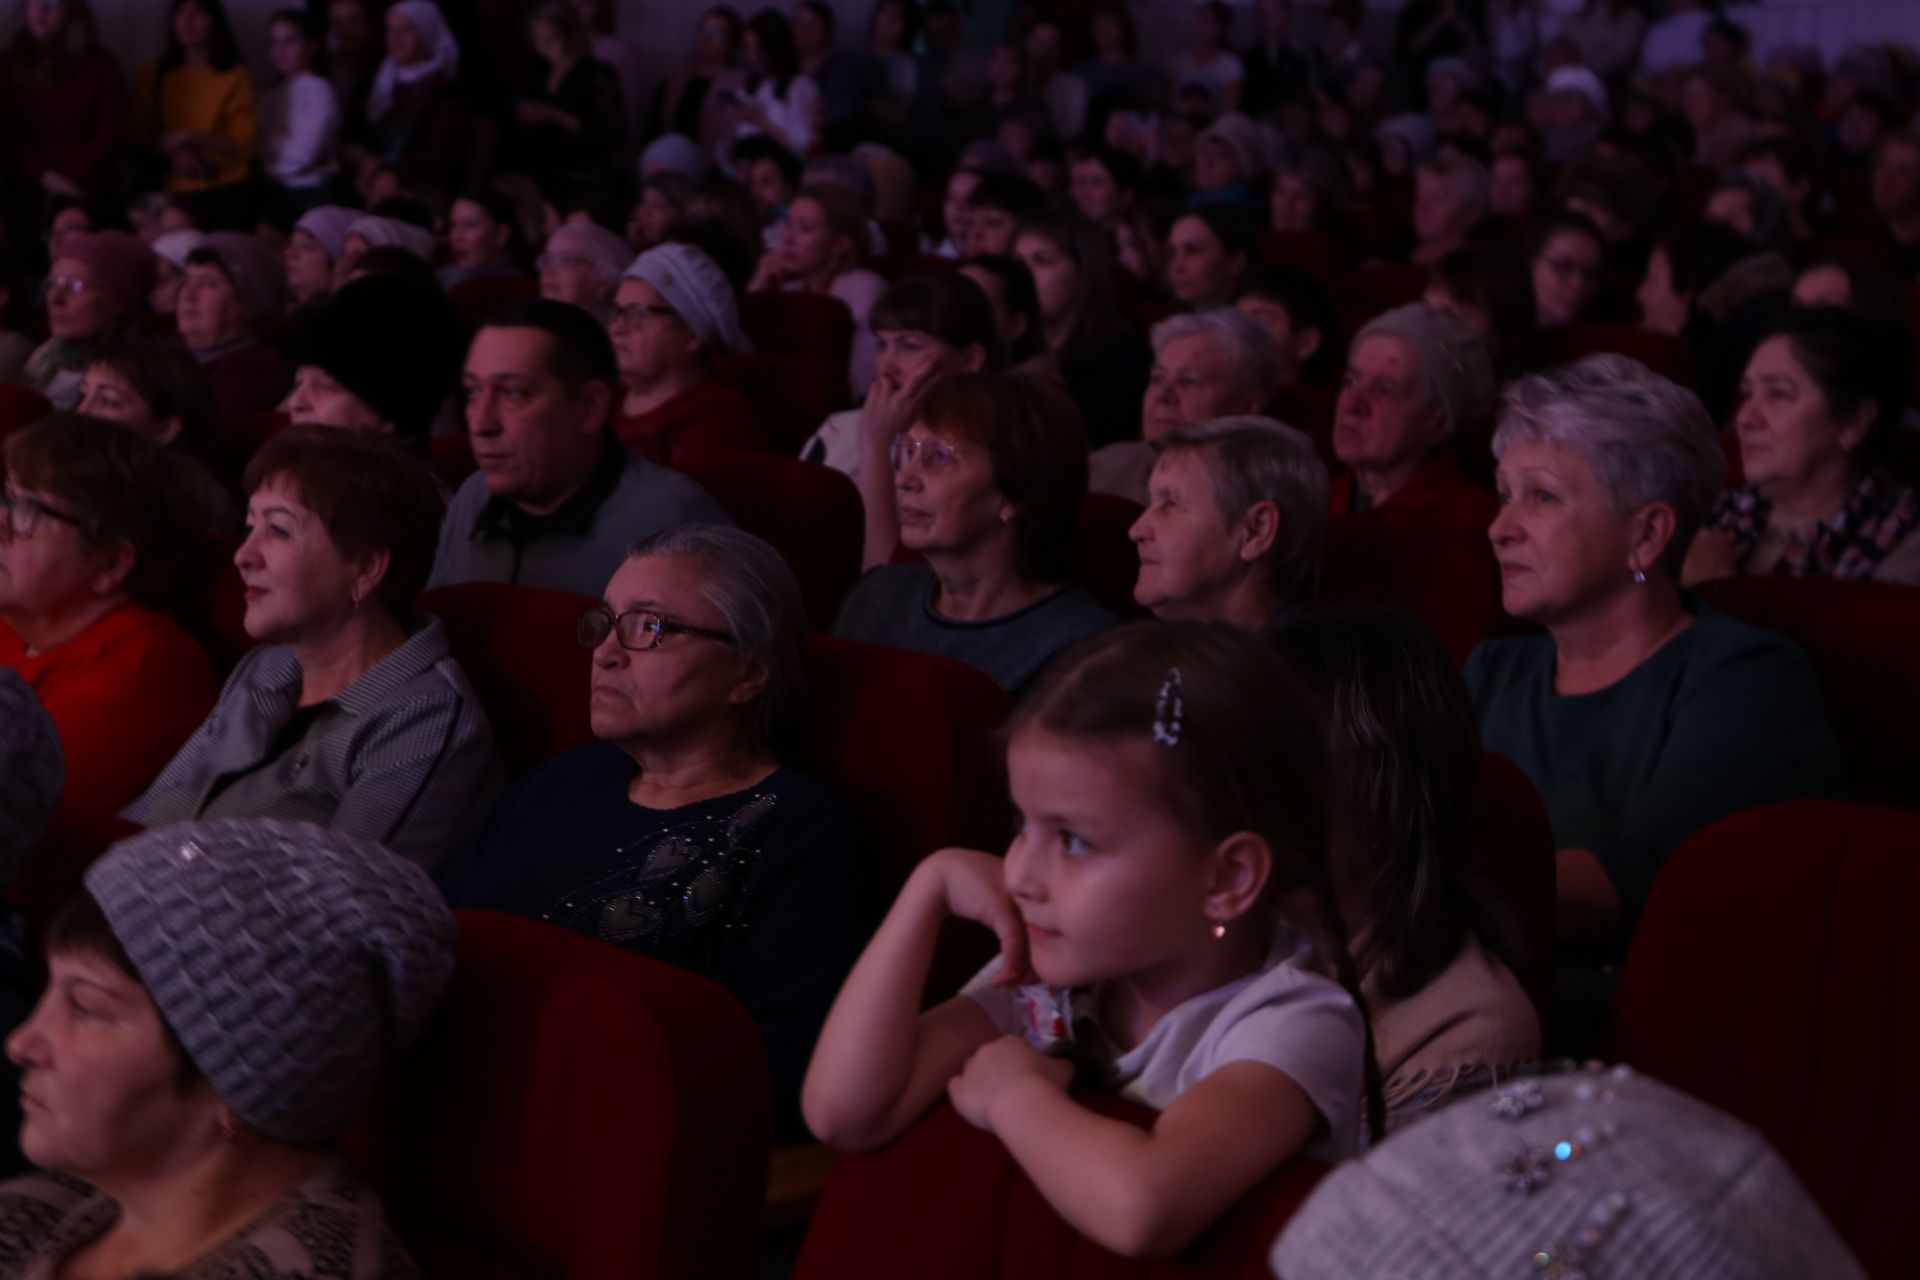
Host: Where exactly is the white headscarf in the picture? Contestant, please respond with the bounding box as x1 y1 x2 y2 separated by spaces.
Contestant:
366 1 460 123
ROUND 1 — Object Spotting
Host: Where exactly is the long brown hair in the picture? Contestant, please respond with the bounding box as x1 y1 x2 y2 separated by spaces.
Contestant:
1013 620 1387 1143
5 0 100 79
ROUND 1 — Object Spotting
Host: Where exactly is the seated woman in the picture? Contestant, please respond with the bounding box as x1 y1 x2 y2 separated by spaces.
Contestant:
832 372 1114 693
538 218 632 325
1269 147 1349 234
1424 242 1537 381
1273 607 1541 1128
1635 220 1793 425
1526 210 1606 333
1165 203 1253 311
25 231 155 412
1329 303 1497 531
1015 210 1153 449
437 189 530 290
0 817 451 1277
1130 416 1327 629
125 428 501 871
361 0 465 191
335 214 439 283
748 184 889 399
77 336 219 457
800 272 1001 495
444 524 866 1139
609 242 765 463
516 1 626 194
959 253 1054 379
177 233 292 423
0 417 217 855
283 273 466 453
283 204 360 314
257 8 342 218
149 229 205 317
803 622 1380 1258
133 0 256 216
1467 354 1842 954
1409 154 1490 267
1687 307 1920 586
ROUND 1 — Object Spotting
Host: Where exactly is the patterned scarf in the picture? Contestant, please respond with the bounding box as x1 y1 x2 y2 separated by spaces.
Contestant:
1710 467 1920 580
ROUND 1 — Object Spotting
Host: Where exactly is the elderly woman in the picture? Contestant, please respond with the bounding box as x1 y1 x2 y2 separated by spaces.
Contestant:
1410 153 1490 267
610 242 764 463
444 524 865 1139
1467 355 1842 954
125 428 501 871
149 228 205 315
1092 308 1281 507
177 232 291 422
283 274 466 452
282 204 358 313
25 231 155 411
334 213 439 285
363 0 464 188
834 372 1114 692
1130 416 1327 629
749 184 888 399
537 218 631 324
1330 303 1497 531
0 818 449 1276
0 417 217 854
1688 308 1920 585
1274 608 1540 1127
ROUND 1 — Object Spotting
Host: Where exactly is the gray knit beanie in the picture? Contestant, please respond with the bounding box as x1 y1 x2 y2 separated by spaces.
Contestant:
1272 1065 1865 1280
0 671 63 882
83 819 456 1147
1353 302 1496 439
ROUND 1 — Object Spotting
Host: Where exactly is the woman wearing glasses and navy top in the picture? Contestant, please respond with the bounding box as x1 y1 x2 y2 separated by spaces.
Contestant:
832 371 1115 694
125 427 502 872
443 523 867 1139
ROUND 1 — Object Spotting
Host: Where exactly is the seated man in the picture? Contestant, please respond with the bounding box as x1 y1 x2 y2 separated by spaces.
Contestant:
430 299 731 597
1329 303 1497 531
1130 415 1327 629
1234 267 1333 390
609 242 769 464
1090 309 1280 506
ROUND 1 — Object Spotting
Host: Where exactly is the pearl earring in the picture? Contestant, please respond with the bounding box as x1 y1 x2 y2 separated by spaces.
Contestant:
1631 568 1646 585
1210 920 1226 940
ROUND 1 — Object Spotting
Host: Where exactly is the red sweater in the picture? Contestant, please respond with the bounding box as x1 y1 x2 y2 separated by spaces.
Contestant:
612 379 769 466
0 51 127 194
0 605 217 848
1328 453 1498 534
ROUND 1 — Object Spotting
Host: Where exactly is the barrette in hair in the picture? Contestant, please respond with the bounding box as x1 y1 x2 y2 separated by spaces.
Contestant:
1152 667 1184 747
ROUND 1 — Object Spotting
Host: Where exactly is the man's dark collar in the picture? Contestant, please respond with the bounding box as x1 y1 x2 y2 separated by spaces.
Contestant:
470 432 627 546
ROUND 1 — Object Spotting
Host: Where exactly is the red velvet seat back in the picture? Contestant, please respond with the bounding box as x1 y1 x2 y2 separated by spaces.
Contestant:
1470 751 1556 1026
713 351 853 454
218 408 291 473
739 291 855 373
1696 575 1920 809
448 274 542 335
420 583 597 777
1252 229 1342 282
1332 264 1429 354
1263 385 1338 464
178 533 254 677
673 451 862 629
430 431 478 487
1546 323 1696 385
1078 492 1148 619
1319 522 1511 665
1605 801 1920 1279
795 1099 1329 1280
365 910 770 1280
0 383 50 442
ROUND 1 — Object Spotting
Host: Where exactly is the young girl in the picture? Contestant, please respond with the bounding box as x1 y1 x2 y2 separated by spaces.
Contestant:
258 8 341 214
803 622 1382 1258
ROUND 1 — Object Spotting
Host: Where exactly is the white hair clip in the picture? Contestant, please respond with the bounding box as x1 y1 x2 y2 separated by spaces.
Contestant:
1152 667 1184 747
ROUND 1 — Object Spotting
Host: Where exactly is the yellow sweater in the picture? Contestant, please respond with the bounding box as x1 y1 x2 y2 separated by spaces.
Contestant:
133 62 257 192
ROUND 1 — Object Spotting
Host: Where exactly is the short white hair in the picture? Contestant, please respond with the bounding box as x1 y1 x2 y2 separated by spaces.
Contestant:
1154 415 1329 599
1150 308 1282 408
1494 354 1726 578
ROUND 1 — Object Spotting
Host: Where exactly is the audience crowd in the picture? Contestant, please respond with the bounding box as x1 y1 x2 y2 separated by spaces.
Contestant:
0 0 1915 1273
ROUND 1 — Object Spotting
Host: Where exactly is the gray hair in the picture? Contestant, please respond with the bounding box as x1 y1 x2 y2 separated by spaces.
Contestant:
625 524 811 757
1154 415 1329 599
1494 355 1726 579
547 220 635 300
1150 308 1283 407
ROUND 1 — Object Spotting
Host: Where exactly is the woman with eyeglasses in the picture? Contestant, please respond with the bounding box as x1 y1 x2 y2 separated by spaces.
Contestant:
24 231 155 412
537 218 633 324
443 523 866 1140
125 427 501 872
0 415 217 858
831 371 1114 693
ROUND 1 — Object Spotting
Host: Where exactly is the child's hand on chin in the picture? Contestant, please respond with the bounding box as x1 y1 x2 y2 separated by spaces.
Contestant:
948 1035 1074 1132
920 847 1033 985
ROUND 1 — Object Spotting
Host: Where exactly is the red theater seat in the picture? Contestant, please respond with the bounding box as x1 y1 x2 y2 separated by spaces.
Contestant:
1605 801 1920 1280
1264 384 1338 463
673 451 862 628
219 409 291 469
1548 324 1696 385
1078 492 1148 619
0 383 50 441
1695 575 1920 809
795 1098 1329 1280
1333 264 1430 354
713 352 852 455
739 292 855 372
1320 522 1512 665
1252 229 1342 282
179 533 253 677
447 274 541 335
366 910 770 1280
421 582 597 777
430 432 477 487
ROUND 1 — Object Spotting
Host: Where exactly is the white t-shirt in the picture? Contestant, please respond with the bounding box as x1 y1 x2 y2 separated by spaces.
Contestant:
962 928 1366 1161
259 72 341 188
800 408 860 476
744 74 823 156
